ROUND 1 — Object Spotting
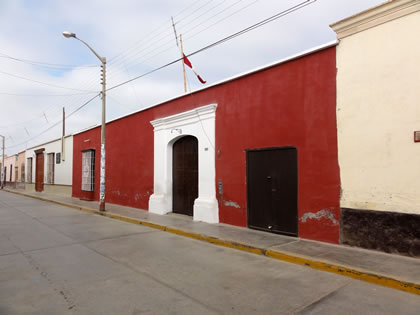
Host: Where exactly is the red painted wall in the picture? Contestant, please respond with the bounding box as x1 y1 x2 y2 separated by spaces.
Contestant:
73 46 340 243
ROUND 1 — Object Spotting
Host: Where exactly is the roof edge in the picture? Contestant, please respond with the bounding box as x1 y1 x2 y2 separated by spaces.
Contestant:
331 0 420 39
26 134 73 151
74 40 337 136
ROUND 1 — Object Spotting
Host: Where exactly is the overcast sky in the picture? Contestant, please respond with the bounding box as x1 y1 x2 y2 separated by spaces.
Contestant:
0 0 384 155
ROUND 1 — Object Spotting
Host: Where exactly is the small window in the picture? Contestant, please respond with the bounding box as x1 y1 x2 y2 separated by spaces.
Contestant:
56 152 61 164
47 153 55 184
27 158 32 183
81 150 95 192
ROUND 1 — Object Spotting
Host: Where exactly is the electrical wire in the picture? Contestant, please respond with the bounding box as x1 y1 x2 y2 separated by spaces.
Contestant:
0 52 97 70
0 91 97 97
106 0 261 80
107 0 316 92
108 0 209 64
0 69 97 92
5 93 100 150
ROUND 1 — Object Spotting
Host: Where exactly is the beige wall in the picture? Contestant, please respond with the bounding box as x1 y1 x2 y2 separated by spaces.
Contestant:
17 151 25 182
333 1 420 214
4 155 17 182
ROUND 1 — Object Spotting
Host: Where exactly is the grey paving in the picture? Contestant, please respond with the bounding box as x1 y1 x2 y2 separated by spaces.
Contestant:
1 190 420 314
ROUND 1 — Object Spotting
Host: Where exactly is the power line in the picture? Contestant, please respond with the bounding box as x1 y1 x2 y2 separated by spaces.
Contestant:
0 91 97 97
108 0 209 64
0 52 97 70
5 93 100 150
106 0 261 80
107 0 316 92
0 69 97 92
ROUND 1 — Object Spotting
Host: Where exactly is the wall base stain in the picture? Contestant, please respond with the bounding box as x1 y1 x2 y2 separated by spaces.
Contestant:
300 209 339 225
341 208 420 257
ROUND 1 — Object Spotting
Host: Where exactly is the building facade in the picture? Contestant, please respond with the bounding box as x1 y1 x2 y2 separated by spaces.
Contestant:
331 0 420 256
26 135 73 196
73 43 341 244
15 151 26 189
4 154 17 187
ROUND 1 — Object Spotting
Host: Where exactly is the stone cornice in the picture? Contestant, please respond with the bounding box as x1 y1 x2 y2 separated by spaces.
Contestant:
150 104 217 131
331 0 420 39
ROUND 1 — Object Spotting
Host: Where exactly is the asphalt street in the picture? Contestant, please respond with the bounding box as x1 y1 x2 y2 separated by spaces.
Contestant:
1 191 420 314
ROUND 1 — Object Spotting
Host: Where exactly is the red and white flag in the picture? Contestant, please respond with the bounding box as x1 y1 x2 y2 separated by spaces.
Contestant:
183 53 206 84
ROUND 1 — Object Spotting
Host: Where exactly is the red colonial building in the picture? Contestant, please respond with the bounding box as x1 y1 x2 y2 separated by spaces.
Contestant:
73 41 340 244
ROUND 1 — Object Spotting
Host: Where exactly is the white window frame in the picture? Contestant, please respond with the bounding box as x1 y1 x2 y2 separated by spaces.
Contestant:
46 153 55 184
81 150 95 192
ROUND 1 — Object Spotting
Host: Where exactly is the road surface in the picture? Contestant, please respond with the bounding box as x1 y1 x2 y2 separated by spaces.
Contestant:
1 191 419 314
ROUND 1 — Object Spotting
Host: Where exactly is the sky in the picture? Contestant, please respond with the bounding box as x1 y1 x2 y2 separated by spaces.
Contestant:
0 0 385 155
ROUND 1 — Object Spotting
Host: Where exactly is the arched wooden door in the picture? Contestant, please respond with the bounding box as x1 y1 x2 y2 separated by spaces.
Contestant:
172 136 198 216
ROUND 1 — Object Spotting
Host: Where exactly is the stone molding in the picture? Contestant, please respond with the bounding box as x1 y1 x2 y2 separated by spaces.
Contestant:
331 0 420 39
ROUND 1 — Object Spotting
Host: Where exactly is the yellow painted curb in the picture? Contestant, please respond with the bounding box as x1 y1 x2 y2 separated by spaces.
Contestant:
3 189 420 296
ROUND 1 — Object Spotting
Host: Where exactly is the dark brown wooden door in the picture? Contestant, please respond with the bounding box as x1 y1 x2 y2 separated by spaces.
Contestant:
173 136 198 216
247 147 298 236
35 152 44 192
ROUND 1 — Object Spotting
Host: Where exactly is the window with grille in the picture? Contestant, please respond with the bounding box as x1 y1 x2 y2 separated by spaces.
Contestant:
46 153 54 184
81 150 95 192
27 158 32 183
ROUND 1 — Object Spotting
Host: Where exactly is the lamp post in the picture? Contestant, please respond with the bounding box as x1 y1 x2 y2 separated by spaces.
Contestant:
0 135 4 189
63 31 106 211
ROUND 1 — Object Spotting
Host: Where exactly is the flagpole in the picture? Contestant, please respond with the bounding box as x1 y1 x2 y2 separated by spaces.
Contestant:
180 34 187 93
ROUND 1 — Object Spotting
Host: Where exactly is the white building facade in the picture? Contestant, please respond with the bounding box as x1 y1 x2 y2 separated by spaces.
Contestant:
25 135 73 196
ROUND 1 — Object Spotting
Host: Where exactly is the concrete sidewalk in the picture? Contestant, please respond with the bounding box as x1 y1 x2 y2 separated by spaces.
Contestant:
3 188 420 296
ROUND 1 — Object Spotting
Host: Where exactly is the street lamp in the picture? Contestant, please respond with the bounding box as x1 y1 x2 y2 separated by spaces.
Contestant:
63 31 107 211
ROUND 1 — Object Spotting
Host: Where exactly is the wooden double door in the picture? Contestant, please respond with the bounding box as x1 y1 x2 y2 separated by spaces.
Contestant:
172 136 198 216
247 147 298 236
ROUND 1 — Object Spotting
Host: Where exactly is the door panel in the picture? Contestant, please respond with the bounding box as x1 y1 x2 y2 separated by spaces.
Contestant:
35 153 44 192
247 147 297 236
173 136 198 216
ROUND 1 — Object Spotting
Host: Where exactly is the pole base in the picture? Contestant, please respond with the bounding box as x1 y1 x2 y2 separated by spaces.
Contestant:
99 201 105 212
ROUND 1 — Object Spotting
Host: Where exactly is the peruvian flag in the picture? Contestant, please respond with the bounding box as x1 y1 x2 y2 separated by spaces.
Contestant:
183 53 206 84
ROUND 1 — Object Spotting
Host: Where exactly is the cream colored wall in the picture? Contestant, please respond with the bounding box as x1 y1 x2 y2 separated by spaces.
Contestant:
17 152 25 182
4 155 17 182
336 9 420 214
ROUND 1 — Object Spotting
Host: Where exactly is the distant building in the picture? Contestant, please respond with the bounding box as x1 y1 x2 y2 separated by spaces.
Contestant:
16 151 26 189
4 154 18 188
331 0 420 256
25 135 73 196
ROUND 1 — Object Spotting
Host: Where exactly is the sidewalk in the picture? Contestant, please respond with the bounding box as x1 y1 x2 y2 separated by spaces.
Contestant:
3 188 420 296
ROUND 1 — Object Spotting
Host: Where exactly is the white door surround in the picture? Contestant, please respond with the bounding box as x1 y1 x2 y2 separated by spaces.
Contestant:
148 104 219 223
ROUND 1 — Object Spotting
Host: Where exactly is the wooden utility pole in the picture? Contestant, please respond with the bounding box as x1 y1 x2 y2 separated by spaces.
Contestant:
180 34 187 94
171 17 187 93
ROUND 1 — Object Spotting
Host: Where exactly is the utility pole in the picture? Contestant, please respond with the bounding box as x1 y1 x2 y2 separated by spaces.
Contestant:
63 31 107 211
99 59 106 211
61 107 65 161
0 135 4 189
180 34 187 94
171 17 187 93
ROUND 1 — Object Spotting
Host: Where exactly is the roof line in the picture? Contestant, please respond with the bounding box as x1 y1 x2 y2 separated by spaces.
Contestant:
25 134 73 151
73 40 338 136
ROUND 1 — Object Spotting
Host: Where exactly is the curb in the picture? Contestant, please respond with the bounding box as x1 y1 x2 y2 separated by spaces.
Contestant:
4 189 420 296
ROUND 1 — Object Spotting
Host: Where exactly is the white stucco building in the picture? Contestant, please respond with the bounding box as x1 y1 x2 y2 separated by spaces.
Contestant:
25 135 73 196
